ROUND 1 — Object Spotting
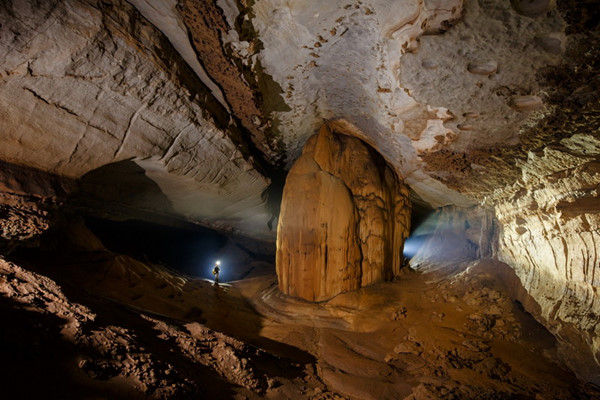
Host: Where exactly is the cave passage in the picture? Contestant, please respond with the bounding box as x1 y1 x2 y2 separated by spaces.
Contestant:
402 195 435 260
402 211 439 260
85 217 233 281
402 232 432 259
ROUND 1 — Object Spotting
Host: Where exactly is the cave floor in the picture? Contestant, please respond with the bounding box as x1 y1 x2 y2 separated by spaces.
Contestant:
1 247 598 399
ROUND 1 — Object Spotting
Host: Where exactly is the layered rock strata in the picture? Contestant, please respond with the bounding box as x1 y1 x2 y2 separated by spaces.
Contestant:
409 186 600 383
276 124 411 301
0 0 274 238
494 142 600 384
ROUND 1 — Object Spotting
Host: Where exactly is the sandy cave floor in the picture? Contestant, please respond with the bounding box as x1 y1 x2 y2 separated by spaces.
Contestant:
1 243 599 399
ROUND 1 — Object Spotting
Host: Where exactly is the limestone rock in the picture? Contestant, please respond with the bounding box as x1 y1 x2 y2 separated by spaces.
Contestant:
276 124 411 301
457 123 475 131
511 95 544 111
252 0 466 207
399 0 563 159
0 0 598 388
422 60 439 70
510 0 555 17
535 35 562 54
467 60 498 75
0 161 75 253
0 0 273 238
394 341 421 355
276 155 362 301
494 146 600 384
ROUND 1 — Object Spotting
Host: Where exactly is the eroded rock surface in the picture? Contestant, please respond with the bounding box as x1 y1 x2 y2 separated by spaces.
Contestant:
0 161 75 253
409 198 600 384
0 0 273 238
243 259 598 400
0 254 339 399
277 124 411 301
494 145 600 384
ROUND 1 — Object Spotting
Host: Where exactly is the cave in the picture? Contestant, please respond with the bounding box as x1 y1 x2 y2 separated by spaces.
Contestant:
1 0 599 399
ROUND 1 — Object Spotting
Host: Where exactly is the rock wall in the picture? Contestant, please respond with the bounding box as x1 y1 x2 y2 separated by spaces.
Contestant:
494 137 600 384
406 176 600 384
0 161 76 254
0 0 274 238
276 124 411 301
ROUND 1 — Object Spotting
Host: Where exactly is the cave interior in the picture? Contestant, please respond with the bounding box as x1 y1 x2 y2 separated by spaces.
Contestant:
0 0 599 399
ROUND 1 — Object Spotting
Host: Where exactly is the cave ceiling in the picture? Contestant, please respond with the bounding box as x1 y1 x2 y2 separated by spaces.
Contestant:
0 0 598 236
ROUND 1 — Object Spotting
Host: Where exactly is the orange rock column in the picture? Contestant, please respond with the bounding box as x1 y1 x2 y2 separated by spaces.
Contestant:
276 124 411 301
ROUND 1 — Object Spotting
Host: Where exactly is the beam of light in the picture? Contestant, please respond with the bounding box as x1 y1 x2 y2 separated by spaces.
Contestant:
402 208 483 268
403 212 441 259
403 234 431 258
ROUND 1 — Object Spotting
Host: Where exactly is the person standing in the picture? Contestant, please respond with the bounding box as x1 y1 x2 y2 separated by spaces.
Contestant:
212 260 221 284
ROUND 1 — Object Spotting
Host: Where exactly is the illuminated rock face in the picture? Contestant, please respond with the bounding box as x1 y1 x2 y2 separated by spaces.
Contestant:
276 124 411 301
0 0 273 238
409 205 497 270
493 141 600 384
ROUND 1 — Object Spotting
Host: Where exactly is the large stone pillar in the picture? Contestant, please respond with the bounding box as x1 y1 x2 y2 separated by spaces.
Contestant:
276 124 411 301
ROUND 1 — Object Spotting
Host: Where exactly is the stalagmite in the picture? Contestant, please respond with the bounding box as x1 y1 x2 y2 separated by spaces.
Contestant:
276 124 411 301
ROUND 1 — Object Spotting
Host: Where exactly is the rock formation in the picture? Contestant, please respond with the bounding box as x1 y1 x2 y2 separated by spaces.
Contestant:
409 185 600 383
0 0 599 393
277 124 411 301
0 0 274 238
493 142 600 384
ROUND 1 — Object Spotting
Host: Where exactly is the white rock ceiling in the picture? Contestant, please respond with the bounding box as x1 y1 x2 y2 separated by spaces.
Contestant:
0 0 272 237
124 0 576 209
1 0 587 226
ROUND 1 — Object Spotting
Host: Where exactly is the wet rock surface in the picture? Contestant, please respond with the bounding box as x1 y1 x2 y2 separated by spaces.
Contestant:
243 259 598 400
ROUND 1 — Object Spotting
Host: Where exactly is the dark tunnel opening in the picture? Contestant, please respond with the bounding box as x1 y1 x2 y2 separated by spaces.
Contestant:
84 217 275 282
403 191 435 260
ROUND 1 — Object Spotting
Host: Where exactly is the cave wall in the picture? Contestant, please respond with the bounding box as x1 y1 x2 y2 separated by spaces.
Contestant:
493 140 600 384
1 0 598 384
276 124 411 301
0 0 273 238
410 196 600 383
0 161 76 254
